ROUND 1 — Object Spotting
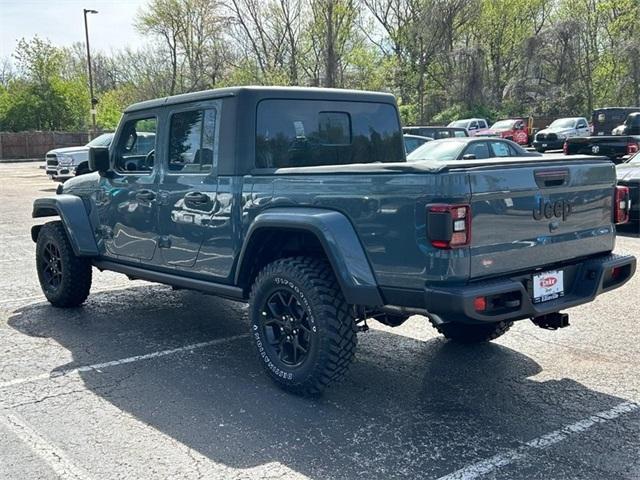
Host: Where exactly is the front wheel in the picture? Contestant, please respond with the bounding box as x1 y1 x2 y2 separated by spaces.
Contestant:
429 318 513 344
36 221 92 307
249 257 357 395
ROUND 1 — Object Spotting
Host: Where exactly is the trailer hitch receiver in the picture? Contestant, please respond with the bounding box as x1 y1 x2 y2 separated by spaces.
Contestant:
531 312 570 330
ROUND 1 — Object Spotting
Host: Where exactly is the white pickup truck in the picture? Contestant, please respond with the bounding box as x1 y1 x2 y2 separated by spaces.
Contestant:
532 117 590 152
45 133 114 181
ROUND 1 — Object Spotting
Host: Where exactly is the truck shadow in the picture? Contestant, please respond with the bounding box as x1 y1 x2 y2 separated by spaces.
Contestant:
8 286 639 479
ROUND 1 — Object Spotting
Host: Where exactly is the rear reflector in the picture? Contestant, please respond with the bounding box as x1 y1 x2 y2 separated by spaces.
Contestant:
611 266 624 280
473 296 487 311
427 204 471 249
614 185 630 224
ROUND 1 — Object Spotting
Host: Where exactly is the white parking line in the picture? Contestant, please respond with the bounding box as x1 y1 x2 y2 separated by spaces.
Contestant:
436 401 640 480
0 334 248 390
0 410 93 480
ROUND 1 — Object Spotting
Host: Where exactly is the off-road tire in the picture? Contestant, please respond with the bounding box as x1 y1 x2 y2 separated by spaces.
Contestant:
36 221 92 308
429 317 513 344
249 256 357 395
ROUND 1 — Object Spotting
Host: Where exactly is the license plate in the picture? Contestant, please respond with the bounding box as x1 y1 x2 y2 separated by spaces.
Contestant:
532 270 564 304
542 143 548 147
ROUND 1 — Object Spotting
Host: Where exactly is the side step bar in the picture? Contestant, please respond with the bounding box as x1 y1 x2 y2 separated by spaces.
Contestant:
92 260 246 301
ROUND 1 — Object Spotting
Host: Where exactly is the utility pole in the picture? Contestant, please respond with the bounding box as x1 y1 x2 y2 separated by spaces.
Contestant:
83 8 98 139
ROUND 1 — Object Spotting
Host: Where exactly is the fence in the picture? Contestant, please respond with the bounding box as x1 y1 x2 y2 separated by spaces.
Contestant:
0 131 90 160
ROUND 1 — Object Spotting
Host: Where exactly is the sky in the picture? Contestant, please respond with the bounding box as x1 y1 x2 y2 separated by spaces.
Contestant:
0 0 148 59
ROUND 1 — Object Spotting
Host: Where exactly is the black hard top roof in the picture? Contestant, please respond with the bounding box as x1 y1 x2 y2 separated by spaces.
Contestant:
124 86 397 113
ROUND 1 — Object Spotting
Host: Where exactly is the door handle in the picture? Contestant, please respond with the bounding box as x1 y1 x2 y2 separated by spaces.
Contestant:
136 189 156 201
184 192 210 204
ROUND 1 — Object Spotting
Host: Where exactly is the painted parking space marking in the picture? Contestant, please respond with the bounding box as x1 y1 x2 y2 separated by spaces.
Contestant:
436 401 640 480
0 334 248 390
0 410 93 480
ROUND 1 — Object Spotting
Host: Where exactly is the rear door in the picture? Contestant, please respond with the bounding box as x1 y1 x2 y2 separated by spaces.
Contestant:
468 160 615 279
156 104 219 270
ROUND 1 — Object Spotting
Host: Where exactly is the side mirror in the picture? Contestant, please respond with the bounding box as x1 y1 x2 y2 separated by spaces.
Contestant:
462 154 477 160
89 147 110 173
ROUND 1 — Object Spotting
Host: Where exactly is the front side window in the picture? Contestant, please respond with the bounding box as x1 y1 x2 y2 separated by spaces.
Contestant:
114 117 157 173
256 100 403 168
168 109 216 173
464 142 490 159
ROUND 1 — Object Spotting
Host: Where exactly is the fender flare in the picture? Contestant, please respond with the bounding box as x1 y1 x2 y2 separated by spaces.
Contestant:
237 208 383 306
31 195 99 257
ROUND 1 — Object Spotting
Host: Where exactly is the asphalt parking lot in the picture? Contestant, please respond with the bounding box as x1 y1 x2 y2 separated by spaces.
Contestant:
1 162 639 480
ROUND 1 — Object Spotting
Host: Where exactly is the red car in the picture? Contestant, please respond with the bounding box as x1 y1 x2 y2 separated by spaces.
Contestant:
477 117 532 145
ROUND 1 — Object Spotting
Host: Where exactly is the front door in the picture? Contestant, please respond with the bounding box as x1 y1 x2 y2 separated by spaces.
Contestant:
96 115 159 261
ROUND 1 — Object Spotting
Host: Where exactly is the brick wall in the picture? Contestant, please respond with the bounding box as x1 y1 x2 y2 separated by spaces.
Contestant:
0 132 90 159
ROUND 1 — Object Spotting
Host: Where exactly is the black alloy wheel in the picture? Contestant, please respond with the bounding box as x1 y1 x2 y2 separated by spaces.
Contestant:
260 289 313 367
40 241 64 292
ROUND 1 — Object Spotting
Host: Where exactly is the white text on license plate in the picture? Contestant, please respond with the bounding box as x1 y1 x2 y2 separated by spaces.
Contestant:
533 270 564 304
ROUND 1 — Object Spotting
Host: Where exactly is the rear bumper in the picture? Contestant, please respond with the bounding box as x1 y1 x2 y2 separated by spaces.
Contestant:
532 139 564 151
423 253 636 324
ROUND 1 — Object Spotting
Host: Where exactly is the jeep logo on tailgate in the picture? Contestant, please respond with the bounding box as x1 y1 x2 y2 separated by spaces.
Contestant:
533 199 573 221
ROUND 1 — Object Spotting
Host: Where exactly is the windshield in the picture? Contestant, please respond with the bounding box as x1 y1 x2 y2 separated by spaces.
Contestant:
86 133 114 147
549 118 576 129
406 139 466 161
624 114 640 126
491 120 515 130
448 120 469 128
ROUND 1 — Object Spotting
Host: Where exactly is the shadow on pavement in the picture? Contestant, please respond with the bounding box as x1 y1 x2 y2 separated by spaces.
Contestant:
8 285 639 479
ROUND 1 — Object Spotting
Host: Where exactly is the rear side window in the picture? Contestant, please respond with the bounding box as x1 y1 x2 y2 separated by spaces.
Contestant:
490 141 512 157
168 109 216 173
256 99 403 168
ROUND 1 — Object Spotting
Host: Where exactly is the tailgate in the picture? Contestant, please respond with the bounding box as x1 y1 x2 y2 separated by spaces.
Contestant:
468 160 616 279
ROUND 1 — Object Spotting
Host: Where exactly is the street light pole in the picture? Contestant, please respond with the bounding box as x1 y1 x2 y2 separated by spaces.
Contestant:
83 8 98 140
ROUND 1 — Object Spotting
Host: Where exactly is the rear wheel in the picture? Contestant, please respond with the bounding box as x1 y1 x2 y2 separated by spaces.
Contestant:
36 221 92 307
429 318 513 344
249 257 357 395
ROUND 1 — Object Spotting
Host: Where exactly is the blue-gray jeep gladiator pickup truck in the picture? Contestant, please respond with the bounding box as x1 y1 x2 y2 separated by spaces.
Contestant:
31 87 636 395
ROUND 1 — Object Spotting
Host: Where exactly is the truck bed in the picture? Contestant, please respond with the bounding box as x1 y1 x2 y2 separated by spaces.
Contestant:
565 135 640 161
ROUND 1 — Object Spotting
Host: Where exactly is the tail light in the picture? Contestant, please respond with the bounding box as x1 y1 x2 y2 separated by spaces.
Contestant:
627 142 639 155
614 185 630 224
427 204 471 249
562 141 568 155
